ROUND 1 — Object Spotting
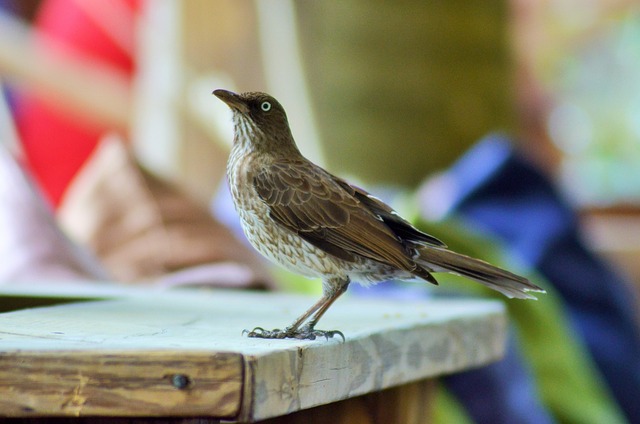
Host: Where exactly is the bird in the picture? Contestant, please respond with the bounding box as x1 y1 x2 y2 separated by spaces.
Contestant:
213 89 545 340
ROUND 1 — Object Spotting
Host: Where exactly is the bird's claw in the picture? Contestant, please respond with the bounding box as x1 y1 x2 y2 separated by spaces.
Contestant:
243 326 345 342
243 327 286 339
242 327 266 337
300 327 345 342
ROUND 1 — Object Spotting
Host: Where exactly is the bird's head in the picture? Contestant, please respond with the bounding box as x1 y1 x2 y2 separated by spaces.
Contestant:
213 89 295 153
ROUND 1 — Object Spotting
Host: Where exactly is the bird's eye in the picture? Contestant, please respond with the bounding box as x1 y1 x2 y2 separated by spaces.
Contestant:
260 101 272 112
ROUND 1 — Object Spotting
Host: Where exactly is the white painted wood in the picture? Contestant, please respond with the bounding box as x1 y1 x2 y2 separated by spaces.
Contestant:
0 285 506 421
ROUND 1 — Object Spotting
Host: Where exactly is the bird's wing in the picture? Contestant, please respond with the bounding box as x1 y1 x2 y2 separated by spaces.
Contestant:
332 177 447 248
253 160 418 271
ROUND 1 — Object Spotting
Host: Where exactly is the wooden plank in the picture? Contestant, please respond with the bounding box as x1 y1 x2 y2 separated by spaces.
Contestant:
0 287 506 421
239 295 505 422
261 380 435 424
0 351 243 418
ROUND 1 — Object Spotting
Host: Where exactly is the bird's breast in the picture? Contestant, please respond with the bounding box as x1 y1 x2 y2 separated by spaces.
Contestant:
226 149 339 278
225 147 409 283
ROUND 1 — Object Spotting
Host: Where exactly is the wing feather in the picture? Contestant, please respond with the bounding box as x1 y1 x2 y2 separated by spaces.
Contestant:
333 177 447 248
253 160 419 271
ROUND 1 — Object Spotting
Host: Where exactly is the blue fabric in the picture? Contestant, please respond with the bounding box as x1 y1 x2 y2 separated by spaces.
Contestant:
0 2 21 112
441 134 640 424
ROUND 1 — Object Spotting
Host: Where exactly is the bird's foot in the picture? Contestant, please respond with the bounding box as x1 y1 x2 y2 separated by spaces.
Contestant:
242 327 289 339
243 326 344 341
297 324 345 341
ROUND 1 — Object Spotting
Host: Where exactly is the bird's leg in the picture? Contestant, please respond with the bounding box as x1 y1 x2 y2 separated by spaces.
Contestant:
244 296 326 339
245 278 350 341
298 279 349 340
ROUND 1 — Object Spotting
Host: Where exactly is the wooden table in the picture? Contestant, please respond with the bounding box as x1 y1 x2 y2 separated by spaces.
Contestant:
0 284 507 423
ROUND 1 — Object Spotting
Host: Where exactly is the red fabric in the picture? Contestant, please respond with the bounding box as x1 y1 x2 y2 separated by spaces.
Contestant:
15 0 141 206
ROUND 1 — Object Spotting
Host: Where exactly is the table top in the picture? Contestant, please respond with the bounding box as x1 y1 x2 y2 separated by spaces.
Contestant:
0 283 507 421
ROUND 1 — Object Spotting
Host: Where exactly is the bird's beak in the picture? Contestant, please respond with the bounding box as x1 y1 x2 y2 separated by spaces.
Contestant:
212 89 250 114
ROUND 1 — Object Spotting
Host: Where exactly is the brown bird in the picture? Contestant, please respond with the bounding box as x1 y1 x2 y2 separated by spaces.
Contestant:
214 89 544 340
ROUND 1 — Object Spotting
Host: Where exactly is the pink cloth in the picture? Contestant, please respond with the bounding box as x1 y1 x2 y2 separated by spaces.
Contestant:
0 143 110 283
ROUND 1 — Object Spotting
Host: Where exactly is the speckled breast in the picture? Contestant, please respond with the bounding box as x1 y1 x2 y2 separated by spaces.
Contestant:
227 149 347 279
226 147 409 285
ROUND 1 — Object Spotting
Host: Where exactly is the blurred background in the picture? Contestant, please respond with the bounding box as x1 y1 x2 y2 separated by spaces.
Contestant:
1 0 639 288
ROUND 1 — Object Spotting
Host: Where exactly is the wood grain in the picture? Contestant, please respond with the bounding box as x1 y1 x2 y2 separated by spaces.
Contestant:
0 286 506 421
0 351 243 418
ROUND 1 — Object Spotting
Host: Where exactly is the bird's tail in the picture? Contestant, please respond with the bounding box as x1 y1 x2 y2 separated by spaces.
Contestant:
417 247 545 299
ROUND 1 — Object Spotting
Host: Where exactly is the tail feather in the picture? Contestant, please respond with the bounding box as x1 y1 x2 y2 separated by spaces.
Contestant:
416 247 545 299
